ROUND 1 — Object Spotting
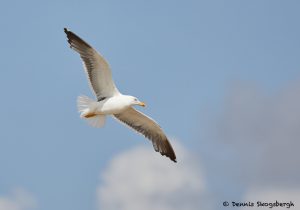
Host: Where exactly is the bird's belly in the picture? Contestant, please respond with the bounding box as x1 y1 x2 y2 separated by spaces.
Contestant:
95 100 129 115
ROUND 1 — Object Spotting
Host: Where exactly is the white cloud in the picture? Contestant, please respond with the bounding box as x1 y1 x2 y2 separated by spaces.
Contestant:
0 188 37 210
97 141 207 210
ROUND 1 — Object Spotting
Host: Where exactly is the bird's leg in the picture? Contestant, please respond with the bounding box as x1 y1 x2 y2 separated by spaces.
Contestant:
84 113 96 118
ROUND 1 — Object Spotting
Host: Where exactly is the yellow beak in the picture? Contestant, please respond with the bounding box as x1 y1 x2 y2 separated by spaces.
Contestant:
138 102 146 107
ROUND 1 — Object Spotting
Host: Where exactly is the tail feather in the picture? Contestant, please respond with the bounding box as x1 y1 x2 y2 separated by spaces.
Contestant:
77 95 106 127
77 95 96 113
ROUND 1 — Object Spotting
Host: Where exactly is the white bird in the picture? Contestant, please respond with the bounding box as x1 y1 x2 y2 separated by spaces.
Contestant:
64 28 176 162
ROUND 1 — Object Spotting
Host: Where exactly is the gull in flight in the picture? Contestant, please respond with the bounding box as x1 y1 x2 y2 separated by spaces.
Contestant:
64 28 176 162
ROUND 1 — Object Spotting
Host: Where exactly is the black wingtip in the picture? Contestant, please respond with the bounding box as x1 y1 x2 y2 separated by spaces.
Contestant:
169 156 177 163
64 28 71 36
63 28 92 49
164 140 177 163
162 151 177 163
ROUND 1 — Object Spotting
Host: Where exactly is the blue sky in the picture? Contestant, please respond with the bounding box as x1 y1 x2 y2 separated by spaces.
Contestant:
0 1 299 210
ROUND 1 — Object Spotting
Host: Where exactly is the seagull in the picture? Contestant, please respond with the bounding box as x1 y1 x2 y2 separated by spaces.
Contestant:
64 28 176 162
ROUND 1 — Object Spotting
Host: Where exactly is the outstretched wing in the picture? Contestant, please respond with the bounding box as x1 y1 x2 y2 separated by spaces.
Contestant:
64 28 119 100
114 108 177 162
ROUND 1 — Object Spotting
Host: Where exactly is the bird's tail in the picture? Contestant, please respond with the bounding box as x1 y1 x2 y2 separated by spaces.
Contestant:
77 95 106 127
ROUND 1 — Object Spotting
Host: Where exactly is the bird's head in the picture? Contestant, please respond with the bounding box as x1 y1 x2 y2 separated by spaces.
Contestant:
129 96 146 107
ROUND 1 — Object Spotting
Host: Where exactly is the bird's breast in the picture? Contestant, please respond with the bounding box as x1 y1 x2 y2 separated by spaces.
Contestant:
96 98 130 115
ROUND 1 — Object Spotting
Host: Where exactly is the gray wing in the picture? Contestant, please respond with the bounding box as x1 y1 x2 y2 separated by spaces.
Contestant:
64 28 119 100
114 107 177 162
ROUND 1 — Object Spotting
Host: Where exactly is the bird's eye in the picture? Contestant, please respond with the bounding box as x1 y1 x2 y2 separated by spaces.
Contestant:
134 98 138 101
